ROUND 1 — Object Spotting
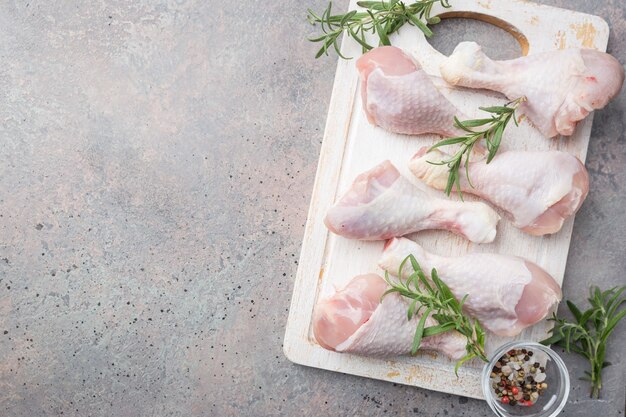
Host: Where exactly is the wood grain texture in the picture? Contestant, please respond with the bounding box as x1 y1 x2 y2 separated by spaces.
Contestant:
284 0 609 399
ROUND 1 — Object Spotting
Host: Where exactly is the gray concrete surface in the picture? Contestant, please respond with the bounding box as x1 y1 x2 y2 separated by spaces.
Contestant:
0 1 624 416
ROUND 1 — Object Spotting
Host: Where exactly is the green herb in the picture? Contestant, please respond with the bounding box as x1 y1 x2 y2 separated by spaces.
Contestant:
428 96 525 197
382 254 487 374
541 285 626 398
307 0 451 59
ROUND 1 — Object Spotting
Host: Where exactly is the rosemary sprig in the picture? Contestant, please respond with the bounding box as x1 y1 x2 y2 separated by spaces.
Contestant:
382 254 487 374
541 285 626 399
428 96 525 197
307 0 451 59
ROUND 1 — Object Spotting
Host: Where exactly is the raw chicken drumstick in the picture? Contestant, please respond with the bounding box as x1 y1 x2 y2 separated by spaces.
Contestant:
379 238 562 337
313 273 467 359
409 147 589 236
440 41 625 138
357 46 468 137
324 160 500 243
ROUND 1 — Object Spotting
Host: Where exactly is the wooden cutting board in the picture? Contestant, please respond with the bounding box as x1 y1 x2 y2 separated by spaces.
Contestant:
284 0 609 399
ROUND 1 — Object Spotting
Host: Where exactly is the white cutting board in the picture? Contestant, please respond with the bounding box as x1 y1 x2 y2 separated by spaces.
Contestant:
284 0 609 399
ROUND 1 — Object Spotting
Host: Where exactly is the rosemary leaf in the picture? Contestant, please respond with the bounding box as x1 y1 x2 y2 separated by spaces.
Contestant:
541 285 626 398
307 0 451 59
407 13 432 37
412 307 432 354
428 136 466 149
454 352 476 377
427 96 525 196
382 254 488 371
422 322 456 336
457 118 494 128
479 105 513 113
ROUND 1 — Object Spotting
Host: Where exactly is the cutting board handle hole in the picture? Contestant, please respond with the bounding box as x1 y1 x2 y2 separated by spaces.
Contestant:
428 11 529 59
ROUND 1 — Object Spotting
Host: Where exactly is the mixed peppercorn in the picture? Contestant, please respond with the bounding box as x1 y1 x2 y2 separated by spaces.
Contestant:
490 348 548 407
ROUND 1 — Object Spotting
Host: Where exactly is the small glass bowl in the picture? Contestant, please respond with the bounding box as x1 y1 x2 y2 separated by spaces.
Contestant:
481 341 570 417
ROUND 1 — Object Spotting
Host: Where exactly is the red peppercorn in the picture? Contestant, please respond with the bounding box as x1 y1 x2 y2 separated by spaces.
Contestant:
501 396 510 404
511 387 519 395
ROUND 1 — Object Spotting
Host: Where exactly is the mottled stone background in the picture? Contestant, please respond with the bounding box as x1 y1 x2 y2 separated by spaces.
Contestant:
0 1 624 416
